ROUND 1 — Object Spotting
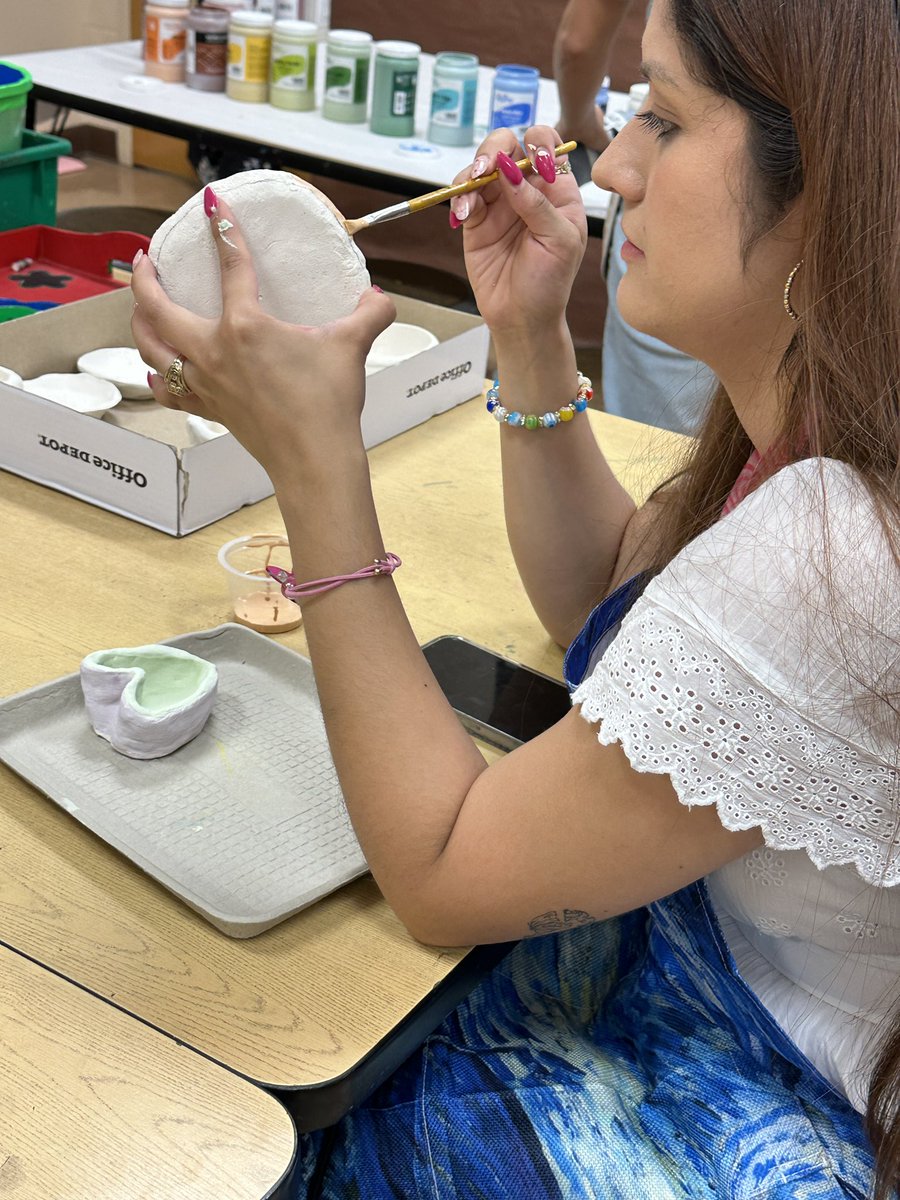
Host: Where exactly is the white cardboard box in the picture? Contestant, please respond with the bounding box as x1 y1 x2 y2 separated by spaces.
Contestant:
0 288 488 535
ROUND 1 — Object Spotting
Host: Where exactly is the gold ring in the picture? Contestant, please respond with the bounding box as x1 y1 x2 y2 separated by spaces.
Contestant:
163 354 192 398
555 161 572 175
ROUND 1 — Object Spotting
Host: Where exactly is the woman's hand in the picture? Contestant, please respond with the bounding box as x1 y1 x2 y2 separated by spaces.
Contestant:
131 189 395 487
448 125 587 341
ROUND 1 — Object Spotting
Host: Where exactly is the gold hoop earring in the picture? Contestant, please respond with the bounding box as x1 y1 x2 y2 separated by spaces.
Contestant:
783 260 803 322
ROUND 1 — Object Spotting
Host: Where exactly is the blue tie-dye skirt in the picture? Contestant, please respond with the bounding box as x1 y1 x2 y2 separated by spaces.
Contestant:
291 579 880 1199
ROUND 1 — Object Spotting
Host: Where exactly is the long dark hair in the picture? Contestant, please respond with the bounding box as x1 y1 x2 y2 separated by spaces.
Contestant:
642 0 900 1193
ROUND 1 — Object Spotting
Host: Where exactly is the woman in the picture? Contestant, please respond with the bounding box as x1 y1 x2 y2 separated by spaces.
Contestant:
132 0 900 1194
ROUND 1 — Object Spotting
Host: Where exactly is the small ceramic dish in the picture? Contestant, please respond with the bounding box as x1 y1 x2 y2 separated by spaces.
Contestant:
77 346 155 399
365 322 439 373
186 414 229 444
80 643 218 759
0 364 24 389
22 373 122 417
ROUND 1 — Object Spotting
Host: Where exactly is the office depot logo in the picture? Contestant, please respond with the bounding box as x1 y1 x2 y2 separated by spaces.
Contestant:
36 433 148 487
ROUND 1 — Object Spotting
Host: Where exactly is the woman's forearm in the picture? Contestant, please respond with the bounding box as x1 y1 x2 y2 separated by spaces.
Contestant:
273 451 489 921
493 327 636 645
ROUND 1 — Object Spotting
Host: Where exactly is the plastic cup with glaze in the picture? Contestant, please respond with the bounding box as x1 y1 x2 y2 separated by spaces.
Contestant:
218 534 302 634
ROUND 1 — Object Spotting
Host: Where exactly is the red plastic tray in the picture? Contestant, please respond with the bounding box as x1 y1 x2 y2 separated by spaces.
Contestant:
0 224 150 312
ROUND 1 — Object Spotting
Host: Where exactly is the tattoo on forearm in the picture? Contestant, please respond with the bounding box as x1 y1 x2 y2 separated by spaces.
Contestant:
527 909 594 936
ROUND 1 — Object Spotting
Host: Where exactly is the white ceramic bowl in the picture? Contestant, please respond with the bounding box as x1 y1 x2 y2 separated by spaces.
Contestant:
22 373 122 417
186 414 229 444
77 346 155 399
0 364 23 389
365 322 439 372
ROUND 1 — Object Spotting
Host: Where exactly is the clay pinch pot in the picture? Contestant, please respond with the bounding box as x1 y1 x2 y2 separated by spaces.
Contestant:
80 644 218 759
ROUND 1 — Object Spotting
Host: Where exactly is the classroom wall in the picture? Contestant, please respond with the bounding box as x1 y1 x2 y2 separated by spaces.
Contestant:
0 0 129 55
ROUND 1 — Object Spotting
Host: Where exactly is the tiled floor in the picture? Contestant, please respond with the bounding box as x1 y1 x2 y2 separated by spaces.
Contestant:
56 154 196 228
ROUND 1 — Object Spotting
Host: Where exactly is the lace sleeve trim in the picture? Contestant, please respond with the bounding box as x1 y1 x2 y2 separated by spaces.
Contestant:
571 609 900 887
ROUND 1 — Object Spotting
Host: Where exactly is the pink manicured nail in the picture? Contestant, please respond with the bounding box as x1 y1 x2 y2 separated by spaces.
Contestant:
147 371 155 388
132 248 143 268
372 284 385 293
534 147 556 184
451 195 470 222
471 155 490 179
496 151 523 185
449 211 462 230
203 185 219 218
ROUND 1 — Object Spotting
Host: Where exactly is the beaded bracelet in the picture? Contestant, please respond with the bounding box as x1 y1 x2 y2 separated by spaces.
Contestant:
486 372 593 429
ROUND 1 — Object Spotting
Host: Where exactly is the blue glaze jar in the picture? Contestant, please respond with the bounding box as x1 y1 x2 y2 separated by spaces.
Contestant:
489 63 539 141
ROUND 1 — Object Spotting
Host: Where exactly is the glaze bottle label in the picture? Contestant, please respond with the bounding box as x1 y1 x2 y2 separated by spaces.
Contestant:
325 55 368 104
431 78 476 129
146 15 187 63
228 33 270 82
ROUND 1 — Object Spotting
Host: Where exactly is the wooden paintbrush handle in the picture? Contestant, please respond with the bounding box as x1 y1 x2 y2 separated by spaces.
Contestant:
407 140 577 214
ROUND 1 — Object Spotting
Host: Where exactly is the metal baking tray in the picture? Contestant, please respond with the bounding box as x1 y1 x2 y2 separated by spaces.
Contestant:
0 623 368 937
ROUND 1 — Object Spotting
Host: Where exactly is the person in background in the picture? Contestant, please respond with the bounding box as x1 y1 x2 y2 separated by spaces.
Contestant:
133 0 899 1193
554 0 716 433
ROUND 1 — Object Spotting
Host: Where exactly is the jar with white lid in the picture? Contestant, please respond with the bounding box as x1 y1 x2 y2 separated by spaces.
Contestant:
302 0 331 38
226 10 274 103
428 51 479 146
186 6 229 92
370 40 420 137
144 0 190 83
322 29 372 123
269 18 317 110
627 82 650 114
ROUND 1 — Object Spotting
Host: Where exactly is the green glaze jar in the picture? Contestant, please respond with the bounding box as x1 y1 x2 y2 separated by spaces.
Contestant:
269 18 317 110
322 29 372 123
370 40 420 137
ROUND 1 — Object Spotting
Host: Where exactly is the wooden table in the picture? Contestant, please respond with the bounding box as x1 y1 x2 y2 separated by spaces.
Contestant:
1 944 296 1199
0 399 682 1130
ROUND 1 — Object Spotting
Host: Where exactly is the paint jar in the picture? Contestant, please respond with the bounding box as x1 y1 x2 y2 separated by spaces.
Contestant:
627 82 650 115
186 6 229 92
427 51 478 146
489 63 540 141
322 30 372 124
596 74 611 112
144 0 190 83
370 41 420 137
272 0 301 17
269 18 317 111
302 0 331 38
226 10 274 103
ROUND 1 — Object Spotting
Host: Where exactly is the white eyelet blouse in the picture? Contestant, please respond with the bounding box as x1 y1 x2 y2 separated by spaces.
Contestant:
572 458 900 1112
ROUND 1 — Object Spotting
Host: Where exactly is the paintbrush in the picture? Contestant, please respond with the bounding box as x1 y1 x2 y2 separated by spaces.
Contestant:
342 140 577 237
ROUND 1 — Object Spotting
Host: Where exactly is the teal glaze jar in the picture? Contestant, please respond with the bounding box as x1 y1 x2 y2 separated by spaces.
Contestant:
322 29 372 123
370 41 420 137
427 51 478 146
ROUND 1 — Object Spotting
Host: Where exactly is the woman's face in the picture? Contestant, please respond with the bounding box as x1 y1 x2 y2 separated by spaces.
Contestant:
593 0 801 375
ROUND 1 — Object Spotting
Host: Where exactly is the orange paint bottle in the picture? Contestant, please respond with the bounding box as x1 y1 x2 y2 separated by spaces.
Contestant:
144 0 191 82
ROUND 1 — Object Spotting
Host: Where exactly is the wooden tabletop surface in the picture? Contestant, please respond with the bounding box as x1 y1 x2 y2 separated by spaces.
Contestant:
0 398 683 1104
1 944 296 1199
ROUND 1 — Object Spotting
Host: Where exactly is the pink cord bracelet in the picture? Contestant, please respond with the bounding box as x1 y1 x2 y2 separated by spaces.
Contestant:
265 553 402 599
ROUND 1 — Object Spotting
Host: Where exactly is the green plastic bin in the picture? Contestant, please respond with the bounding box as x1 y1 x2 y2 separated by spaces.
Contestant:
0 62 32 154
0 129 72 233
